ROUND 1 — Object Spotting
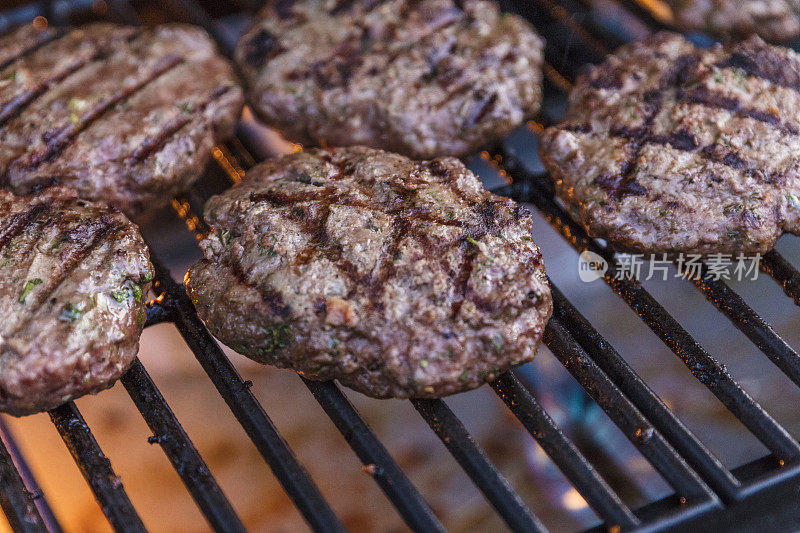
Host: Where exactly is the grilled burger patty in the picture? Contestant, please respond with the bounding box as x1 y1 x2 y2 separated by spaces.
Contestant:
0 187 153 415
0 23 243 216
540 32 800 255
234 0 543 159
665 0 800 43
185 147 552 398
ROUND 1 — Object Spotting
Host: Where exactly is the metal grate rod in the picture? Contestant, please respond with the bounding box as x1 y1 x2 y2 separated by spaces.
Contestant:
545 284 743 501
761 250 800 306
48 402 146 532
490 372 639 528
685 266 800 388
301 378 446 533
0 430 47 533
0 418 61 533
544 318 715 503
121 359 246 533
411 398 547 533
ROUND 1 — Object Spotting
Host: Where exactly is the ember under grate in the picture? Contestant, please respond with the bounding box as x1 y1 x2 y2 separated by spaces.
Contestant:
2 0 800 531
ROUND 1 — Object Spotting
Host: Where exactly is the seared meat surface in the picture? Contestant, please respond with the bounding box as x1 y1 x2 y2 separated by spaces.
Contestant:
186 147 551 398
0 23 243 216
0 187 153 415
540 32 800 255
665 0 800 43
234 0 543 159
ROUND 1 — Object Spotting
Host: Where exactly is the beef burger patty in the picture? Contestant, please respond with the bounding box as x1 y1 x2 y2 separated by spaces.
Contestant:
0 187 153 415
0 23 243 216
185 146 552 398
540 32 800 255
234 0 543 159
664 0 800 43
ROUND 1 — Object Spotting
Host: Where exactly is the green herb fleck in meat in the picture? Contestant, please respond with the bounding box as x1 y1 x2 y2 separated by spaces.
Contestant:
723 203 743 216
111 288 131 302
19 278 42 304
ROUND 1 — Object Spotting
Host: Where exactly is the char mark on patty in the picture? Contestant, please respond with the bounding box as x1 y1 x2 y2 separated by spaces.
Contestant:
0 203 49 251
127 85 233 163
717 41 800 93
13 54 184 172
0 29 68 72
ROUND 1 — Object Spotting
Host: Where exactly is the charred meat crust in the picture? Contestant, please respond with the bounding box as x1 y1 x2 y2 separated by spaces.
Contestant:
0 23 244 216
233 0 543 159
185 146 552 399
540 32 800 256
0 186 154 416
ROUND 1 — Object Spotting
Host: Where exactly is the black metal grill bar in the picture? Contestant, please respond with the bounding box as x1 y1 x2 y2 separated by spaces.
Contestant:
411 398 547 533
0 418 61 533
494 155 800 462
761 250 800 306
301 378 446 533
545 283 742 500
48 402 146 532
490 372 639 528
152 260 346 533
544 318 715 504
0 430 47 532
520 0 612 56
505 0 604 82
120 358 246 533
144 299 173 327
684 265 800 388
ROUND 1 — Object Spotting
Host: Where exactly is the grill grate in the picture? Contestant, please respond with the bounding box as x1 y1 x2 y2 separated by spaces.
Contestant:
2 0 800 531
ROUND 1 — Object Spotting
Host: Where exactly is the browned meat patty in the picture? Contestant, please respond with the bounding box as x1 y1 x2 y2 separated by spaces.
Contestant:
185 146 551 398
0 23 243 216
539 32 800 256
0 187 153 415
664 0 800 43
234 0 543 159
